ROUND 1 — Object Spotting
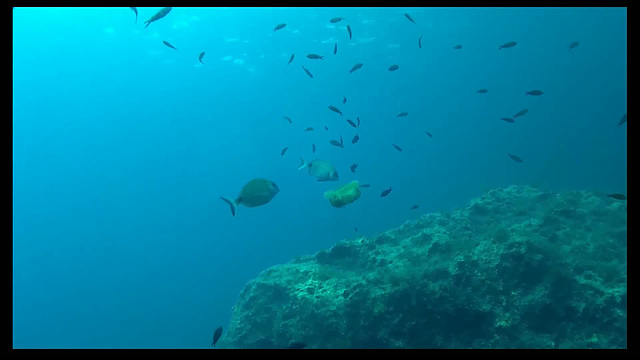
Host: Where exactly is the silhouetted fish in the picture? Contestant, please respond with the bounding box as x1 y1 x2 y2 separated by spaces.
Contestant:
274 23 286 32
343 96 347 104
525 90 543 96
380 187 393 197
388 64 399 71
477 88 488 93
618 113 627 126
312 143 316 153
328 105 343 116
347 25 352 40
198 52 205 64
568 41 580 50
162 41 177 50
418 35 423 48
508 153 523 163
513 109 528 119
330 17 344 23
144 7 172 28
305 127 314 132
334 43 338 55
286 341 307 349
281 147 288 156
212 326 223 347
396 112 408 118
349 63 363 74
425 131 433 137
307 54 324 60
283 116 293 124
330 135 344 148
288 54 294 65
301 65 313 78
410 204 419 210
346 119 357 128
404 13 416 24
350 163 358 173
351 134 359 144
501 117 515 123
129 7 138 24
392 144 403 152
453 44 462 50
608 193 627 200
498 41 517 49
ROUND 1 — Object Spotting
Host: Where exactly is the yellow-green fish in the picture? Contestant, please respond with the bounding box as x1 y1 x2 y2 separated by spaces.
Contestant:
324 180 361 208
299 158 339 181
220 178 280 216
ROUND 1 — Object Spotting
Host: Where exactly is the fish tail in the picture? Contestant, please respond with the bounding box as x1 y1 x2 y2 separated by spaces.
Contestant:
298 157 307 170
220 196 237 217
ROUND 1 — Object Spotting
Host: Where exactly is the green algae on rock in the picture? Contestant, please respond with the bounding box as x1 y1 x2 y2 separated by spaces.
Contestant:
220 186 626 349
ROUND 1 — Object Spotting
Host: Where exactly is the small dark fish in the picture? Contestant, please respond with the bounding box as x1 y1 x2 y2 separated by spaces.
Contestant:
501 117 515 123
513 109 528 118
162 41 177 50
347 25 352 40
404 13 416 24
305 127 314 132
388 64 399 71
380 187 393 197
392 144 403 152
346 119 357 128
418 35 423 48
453 44 462 50
330 17 344 23
286 341 306 349
334 43 338 55
283 116 293 124
351 134 359 144
525 90 544 96
324 126 329 131
618 113 627 126
144 7 172 28
129 7 138 24
425 131 433 138
281 147 288 156
498 41 517 49
301 65 313 78
307 54 324 60
356 117 360 127
348 63 363 74
342 96 347 104
288 54 295 65
508 153 523 163
360 184 371 188
274 23 287 32
330 135 344 148
608 193 627 200
198 52 205 64
568 41 580 50
328 105 343 116
350 163 358 173
312 143 316 153
396 112 408 118
410 204 419 210
354 227 358 232
477 88 488 93
212 326 223 347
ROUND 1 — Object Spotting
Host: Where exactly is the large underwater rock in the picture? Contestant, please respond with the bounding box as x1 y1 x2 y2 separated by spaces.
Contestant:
220 186 627 349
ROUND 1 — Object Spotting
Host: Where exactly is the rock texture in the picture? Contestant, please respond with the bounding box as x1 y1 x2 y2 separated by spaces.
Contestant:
220 186 627 349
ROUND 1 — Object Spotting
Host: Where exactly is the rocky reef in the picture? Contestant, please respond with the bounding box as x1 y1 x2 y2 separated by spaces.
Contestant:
220 186 627 349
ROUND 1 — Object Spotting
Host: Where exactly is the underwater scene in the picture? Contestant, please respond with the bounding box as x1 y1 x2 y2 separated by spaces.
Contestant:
12 7 626 349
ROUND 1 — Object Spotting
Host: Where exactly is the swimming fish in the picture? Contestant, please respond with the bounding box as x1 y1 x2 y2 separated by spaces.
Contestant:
513 109 528 119
334 43 338 55
618 113 627 126
356 117 360 127
396 112 408 118
608 193 627 200
212 326 223 347
286 341 307 349
507 153 523 163
281 147 288 156
129 7 138 24
352 134 359 144
525 90 544 96
162 41 177 50
324 180 362 208
342 96 347 104
453 44 462 50
144 7 172 28
299 158 339 181
388 64 399 71
392 144 403 152
350 163 358 173
418 35 423 48
330 17 344 23
410 204 419 210
305 127 314 132
568 41 580 50
330 135 344 148
498 41 517 49
501 117 515 123
404 13 416 24
288 54 294 65
274 23 287 32
346 119 357 128
328 105 343 116
348 63 363 74
307 54 324 60
312 143 316 153
283 116 293 124
424 131 433 138
220 178 280 216
380 187 393 197
347 25 352 40
301 65 313 78
477 89 488 93
198 52 205 64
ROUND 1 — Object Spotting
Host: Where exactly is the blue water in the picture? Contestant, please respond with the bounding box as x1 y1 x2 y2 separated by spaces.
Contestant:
13 7 626 348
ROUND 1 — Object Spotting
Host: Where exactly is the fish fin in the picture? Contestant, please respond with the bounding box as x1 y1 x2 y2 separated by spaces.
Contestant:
298 157 307 170
220 196 237 217
144 21 150 28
